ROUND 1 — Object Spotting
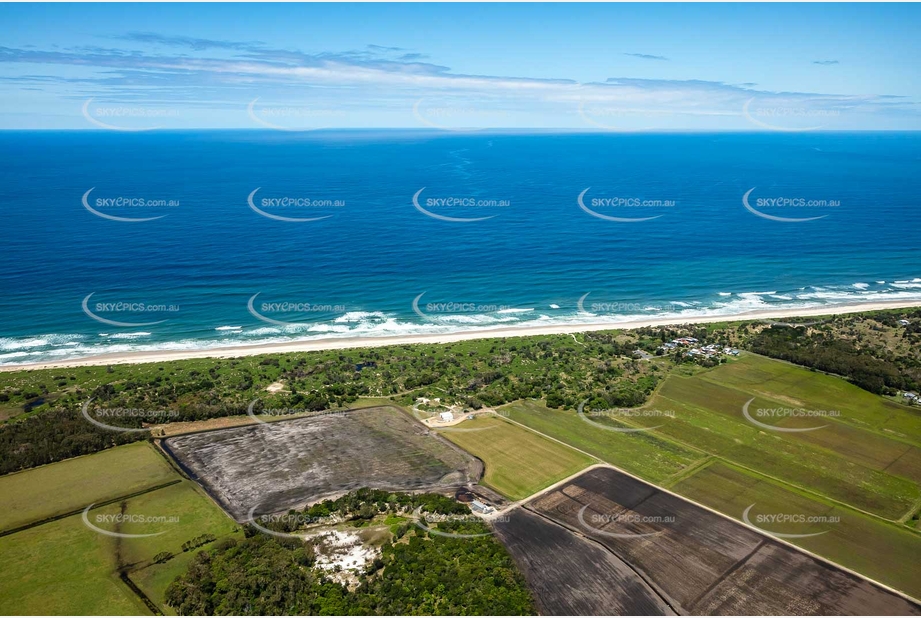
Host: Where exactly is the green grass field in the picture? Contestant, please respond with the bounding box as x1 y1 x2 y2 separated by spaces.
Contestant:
130 551 200 616
0 445 239 616
105 481 241 614
0 442 178 532
87 480 239 568
702 353 921 442
0 508 149 615
439 415 594 500
672 462 921 599
500 399 703 483
651 374 919 519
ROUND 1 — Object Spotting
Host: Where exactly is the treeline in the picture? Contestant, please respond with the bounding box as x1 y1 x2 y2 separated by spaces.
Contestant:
166 490 534 615
748 326 917 394
0 408 146 475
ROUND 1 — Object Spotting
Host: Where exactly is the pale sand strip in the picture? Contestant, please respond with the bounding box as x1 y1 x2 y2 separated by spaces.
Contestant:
3 299 919 372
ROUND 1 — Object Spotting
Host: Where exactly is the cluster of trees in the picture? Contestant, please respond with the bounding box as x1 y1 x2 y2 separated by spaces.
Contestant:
254 488 468 537
166 490 534 616
182 533 217 553
0 407 145 474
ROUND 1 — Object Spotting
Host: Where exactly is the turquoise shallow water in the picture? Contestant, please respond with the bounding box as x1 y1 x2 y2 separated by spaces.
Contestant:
0 130 919 364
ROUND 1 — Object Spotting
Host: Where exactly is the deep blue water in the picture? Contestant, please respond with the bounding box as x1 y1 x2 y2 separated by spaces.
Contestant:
1 130 919 364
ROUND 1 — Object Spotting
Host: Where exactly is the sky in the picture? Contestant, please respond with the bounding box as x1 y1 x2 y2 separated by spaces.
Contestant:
0 2 919 131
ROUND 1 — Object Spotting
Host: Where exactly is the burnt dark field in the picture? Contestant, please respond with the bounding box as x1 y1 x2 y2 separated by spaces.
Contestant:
163 405 481 521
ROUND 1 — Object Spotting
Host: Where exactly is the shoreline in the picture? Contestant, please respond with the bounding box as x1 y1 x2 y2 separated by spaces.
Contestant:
3 299 919 372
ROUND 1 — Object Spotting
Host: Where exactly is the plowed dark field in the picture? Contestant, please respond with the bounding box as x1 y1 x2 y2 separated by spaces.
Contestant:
506 467 920 615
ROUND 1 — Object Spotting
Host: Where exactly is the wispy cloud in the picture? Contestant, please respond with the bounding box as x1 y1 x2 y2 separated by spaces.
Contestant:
115 32 264 52
623 53 669 61
813 60 840 66
0 34 914 129
367 44 405 53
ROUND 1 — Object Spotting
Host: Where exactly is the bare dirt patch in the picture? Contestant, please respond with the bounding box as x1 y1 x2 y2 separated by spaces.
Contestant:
151 414 256 437
265 381 287 393
162 406 481 521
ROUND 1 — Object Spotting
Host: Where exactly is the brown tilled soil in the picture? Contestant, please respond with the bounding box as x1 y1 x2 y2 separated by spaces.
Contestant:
493 508 675 616
521 467 920 616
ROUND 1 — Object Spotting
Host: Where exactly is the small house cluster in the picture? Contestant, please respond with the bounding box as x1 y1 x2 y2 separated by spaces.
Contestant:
687 344 741 358
657 337 739 358
902 391 919 405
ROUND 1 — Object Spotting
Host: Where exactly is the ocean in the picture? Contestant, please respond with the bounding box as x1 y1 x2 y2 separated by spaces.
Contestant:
1 130 919 365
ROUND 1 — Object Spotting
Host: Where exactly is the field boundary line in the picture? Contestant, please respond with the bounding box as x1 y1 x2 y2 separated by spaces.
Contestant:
121 571 163 616
153 439 242 525
0 479 182 538
659 455 715 489
519 503 680 615
496 414 604 464
156 403 400 439
503 397 710 460
883 442 921 475
482 463 610 519
497 399 707 477
898 498 921 526
685 539 766 612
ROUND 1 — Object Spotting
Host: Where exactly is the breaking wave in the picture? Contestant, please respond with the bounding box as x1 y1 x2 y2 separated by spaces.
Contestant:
2 278 919 366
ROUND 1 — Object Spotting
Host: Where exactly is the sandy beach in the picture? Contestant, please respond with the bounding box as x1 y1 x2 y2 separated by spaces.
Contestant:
3 299 919 372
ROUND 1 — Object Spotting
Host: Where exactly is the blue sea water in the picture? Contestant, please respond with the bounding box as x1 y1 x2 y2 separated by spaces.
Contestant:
1 130 919 365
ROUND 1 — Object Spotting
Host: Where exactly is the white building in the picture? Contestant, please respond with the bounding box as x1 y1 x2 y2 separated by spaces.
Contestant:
439 411 454 423
470 500 494 514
